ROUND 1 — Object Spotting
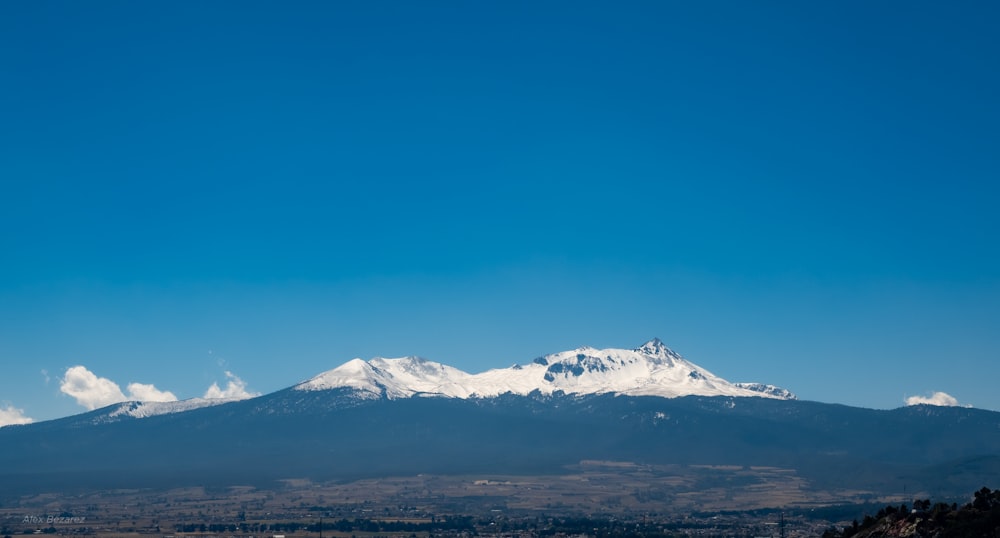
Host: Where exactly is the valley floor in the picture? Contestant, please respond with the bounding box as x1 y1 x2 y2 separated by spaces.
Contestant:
0 463 914 538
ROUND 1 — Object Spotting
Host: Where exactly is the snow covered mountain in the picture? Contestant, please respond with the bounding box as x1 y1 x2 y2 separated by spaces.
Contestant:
295 338 795 401
49 339 791 428
6 339 1000 502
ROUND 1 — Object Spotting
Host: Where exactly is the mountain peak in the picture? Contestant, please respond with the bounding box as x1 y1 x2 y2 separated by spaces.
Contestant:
635 338 683 362
638 337 667 353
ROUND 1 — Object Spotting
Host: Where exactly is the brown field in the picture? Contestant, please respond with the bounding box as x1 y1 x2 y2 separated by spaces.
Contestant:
0 462 902 537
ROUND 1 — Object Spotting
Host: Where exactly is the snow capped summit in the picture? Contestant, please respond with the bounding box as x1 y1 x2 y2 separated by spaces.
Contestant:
81 397 243 424
296 356 476 399
635 337 680 362
295 340 796 401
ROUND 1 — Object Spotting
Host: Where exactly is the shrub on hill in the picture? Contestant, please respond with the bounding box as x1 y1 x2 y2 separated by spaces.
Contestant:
822 486 1000 537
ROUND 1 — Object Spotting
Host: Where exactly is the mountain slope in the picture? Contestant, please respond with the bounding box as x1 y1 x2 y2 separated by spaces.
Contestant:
2 389 999 499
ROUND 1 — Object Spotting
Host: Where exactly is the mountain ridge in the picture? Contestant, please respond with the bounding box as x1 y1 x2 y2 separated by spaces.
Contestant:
294 338 797 403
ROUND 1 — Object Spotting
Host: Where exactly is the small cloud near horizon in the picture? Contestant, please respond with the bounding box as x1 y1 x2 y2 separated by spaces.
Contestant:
905 391 970 408
204 371 258 400
126 382 178 402
0 404 34 427
60 366 178 410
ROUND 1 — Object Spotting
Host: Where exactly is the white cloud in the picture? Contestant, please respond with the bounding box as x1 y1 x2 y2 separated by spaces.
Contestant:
204 371 258 400
61 366 128 410
0 404 33 427
126 382 178 403
60 366 178 410
905 391 970 407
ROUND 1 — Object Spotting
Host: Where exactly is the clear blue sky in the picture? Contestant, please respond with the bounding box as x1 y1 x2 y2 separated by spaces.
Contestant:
2 1 998 422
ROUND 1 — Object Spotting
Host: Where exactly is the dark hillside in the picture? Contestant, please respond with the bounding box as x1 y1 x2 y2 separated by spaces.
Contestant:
1 393 998 498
